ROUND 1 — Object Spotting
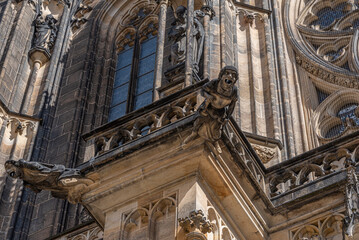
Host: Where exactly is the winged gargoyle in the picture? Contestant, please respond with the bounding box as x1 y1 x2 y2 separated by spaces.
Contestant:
5 159 97 204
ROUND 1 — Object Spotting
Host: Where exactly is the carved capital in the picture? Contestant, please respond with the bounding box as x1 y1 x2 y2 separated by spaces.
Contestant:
178 210 213 235
237 9 263 25
201 5 215 20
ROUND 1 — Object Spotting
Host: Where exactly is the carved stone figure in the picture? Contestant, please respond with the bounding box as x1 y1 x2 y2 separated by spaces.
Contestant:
5 159 97 204
183 66 238 145
168 6 204 73
32 14 58 52
344 160 359 238
168 6 187 66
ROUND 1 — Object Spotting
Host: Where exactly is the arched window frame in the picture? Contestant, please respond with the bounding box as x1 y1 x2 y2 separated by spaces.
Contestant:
109 10 159 122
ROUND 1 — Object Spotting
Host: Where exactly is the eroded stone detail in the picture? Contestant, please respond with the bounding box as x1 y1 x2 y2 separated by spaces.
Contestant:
178 210 213 235
4 159 97 204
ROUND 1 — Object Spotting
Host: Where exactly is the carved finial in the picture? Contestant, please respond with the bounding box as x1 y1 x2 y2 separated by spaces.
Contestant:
178 210 213 234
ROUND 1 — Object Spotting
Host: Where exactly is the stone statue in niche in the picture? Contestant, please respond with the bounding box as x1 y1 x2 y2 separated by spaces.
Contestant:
168 6 187 66
5 159 97 204
32 13 58 52
183 66 238 145
168 6 204 73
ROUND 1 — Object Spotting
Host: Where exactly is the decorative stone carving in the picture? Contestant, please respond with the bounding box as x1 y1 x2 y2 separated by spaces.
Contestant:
201 5 215 20
252 145 276 164
344 159 359 238
183 66 238 144
4 159 97 204
268 146 359 197
168 6 187 67
168 6 204 74
295 55 359 89
237 9 264 25
178 210 213 236
71 3 93 32
290 213 344 240
88 94 197 158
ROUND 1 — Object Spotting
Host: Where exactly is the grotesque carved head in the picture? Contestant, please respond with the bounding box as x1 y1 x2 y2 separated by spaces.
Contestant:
218 66 238 92
5 160 23 179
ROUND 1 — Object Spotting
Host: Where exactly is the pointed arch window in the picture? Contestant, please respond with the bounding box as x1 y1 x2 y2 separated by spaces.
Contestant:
109 16 158 122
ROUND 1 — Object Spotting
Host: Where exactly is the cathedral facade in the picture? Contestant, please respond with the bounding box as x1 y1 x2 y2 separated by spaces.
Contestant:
0 0 358 239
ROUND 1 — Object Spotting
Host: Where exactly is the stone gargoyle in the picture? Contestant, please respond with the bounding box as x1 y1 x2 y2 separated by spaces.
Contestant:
183 66 238 146
5 159 97 204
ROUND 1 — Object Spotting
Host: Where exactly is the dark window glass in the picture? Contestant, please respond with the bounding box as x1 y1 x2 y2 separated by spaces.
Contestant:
114 65 131 88
138 53 156 76
134 90 153 110
109 35 157 122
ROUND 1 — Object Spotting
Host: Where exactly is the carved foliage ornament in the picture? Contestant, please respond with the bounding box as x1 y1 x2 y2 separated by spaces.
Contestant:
4 159 97 204
178 210 213 235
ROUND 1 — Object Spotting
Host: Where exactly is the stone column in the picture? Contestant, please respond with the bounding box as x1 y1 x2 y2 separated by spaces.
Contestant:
185 0 194 86
154 0 168 101
201 5 215 80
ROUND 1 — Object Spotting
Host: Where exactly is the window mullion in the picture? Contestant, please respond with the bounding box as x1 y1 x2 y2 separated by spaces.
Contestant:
127 33 140 113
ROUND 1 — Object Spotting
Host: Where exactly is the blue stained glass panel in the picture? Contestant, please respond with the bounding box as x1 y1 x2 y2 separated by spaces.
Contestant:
133 90 153 110
111 84 129 106
140 36 157 58
136 72 154 95
114 65 131 88
138 54 156 76
116 48 134 70
109 103 127 121
311 3 348 28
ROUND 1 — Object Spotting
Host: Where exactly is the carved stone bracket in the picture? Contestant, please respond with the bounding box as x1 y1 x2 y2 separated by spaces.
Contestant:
4 159 98 204
178 210 213 238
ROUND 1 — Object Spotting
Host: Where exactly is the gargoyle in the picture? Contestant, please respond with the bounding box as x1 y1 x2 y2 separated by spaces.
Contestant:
5 159 97 204
183 66 238 145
